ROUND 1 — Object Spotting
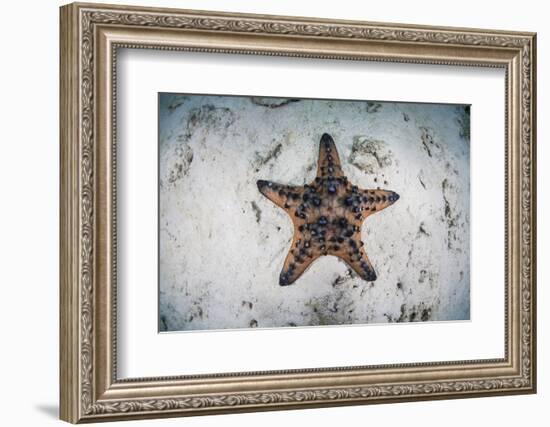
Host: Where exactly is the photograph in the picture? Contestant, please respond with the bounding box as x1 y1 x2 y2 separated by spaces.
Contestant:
158 93 471 332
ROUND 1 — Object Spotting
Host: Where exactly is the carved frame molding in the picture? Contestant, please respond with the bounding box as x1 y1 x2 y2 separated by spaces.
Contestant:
60 2 536 423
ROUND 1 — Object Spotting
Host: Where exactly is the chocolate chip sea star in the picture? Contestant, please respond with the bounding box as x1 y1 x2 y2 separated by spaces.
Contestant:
257 133 400 286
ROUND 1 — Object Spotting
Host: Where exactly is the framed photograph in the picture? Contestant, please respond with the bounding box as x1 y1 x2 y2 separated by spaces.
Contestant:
60 2 537 423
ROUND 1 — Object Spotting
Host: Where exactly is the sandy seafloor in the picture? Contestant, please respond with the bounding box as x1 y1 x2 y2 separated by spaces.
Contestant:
158 94 470 332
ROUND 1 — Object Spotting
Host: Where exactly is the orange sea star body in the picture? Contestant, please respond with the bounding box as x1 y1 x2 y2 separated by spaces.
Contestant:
257 133 400 286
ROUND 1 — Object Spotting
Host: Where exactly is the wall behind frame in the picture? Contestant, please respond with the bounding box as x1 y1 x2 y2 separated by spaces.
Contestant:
0 0 545 426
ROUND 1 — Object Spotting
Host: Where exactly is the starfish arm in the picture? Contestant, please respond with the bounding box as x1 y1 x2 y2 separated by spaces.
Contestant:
317 133 345 178
278 233 318 286
338 188 399 220
257 180 304 209
339 246 377 282
340 188 400 220
361 189 400 216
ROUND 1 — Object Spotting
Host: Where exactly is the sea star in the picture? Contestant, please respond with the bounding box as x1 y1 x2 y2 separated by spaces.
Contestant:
257 133 400 286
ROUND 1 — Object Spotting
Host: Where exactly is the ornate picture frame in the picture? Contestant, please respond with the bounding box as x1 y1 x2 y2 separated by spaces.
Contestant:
60 2 536 423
